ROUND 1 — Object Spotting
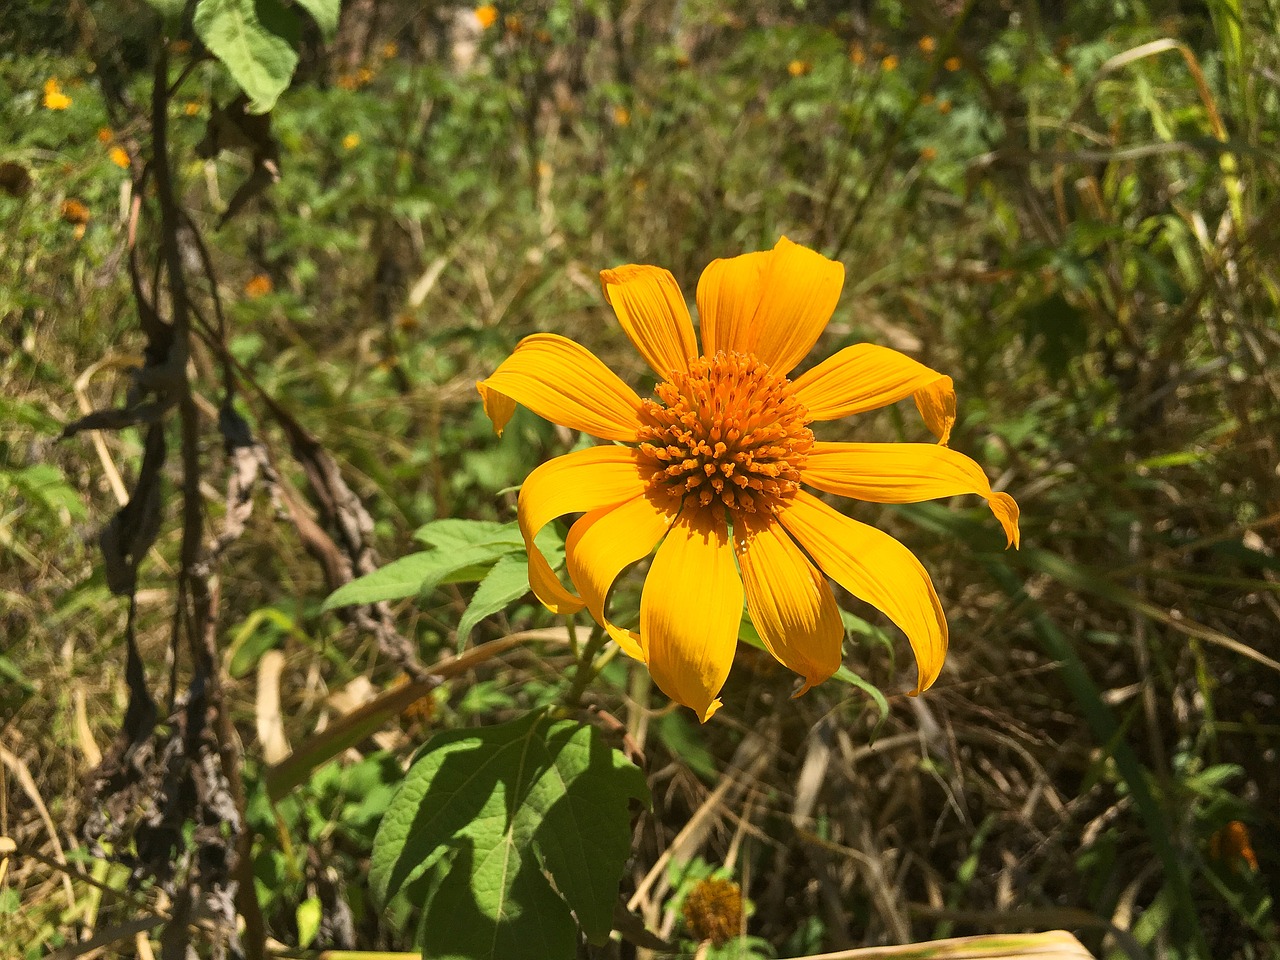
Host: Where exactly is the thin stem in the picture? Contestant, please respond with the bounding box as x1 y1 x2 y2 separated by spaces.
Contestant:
563 622 608 708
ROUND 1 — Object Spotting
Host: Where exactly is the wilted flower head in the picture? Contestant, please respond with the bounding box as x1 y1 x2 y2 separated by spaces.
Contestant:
682 877 742 945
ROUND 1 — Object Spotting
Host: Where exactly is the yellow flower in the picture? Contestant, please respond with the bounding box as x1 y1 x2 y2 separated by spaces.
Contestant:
937 98 952 114
477 238 1021 721
342 133 360 150
97 127 114 144
849 42 866 65
43 78 71 110
918 35 936 53
60 198 90 224
944 55 962 71
108 146 130 169
474 4 498 29
920 92 935 106
381 41 399 59
244 273 273 298
920 146 937 161
880 54 899 72
184 101 202 116
787 59 812 77
612 105 631 127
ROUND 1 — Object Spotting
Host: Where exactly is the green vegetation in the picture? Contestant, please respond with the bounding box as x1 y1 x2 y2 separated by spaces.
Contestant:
1 0 1277 958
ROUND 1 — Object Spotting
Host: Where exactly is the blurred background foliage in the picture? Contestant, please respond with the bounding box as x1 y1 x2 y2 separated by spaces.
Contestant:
1 0 1278 957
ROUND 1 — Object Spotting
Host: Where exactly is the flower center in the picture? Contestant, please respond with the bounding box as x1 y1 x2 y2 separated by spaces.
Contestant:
637 351 813 516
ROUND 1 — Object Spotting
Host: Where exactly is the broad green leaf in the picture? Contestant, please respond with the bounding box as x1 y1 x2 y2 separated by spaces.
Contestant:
321 541 517 611
455 554 530 650
371 712 648 957
194 0 300 113
414 518 523 552
293 0 340 39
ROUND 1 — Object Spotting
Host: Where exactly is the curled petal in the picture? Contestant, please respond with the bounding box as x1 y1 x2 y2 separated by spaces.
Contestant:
517 446 648 614
791 343 956 444
734 512 844 696
778 491 948 695
801 441 1021 548
600 264 698 378
747 237 845 376
640 504 743 722
477 333 644 441
566 494 678 660
696 250 769 358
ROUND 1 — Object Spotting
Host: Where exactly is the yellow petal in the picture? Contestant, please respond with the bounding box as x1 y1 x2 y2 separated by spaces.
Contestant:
696 250 770 358
477 333 644 441
746 236 845 376
640 504 743 722
778 491 948 695
791 343 956 444
734 512 844 696
801 441 1020 548
600 264 698 378
517 446 648 614
565 494 678 660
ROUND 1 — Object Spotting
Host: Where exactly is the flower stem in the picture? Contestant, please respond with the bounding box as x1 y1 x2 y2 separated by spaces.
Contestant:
564 622 607 707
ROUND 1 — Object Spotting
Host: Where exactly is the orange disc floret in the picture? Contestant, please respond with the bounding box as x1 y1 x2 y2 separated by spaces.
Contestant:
637 351 813 516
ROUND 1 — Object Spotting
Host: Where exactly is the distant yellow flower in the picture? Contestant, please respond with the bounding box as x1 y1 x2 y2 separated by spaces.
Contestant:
478 238 1020 721
787 59 812 77
849 42 866 65
504 13 523 34
612 105 631 127
1209 821 1259 872
920 93 935 106
169 39 192 54
474 4 498 29
97 127 114 144
920 146 937 161
357 66 374 85
43 78 71 110
871 41 887 56
881 54 899 72
918 35 936 53
534 28 552 44
675 51 691 68
60 198 90 224
342 133 360 150
937 98 952 114
109 146 130 169
183 101 201 116
244 274 273 298
381 41 399 59
944 55 962 71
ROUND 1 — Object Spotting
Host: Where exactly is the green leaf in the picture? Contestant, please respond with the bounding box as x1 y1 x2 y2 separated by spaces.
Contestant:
455 554 530 650
413 518 524 552
295 895 322 948
292 0 340 39
831 666 890 739
321 541 516 611
194 0 300 113
142 0 187 20
371 711 649 957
